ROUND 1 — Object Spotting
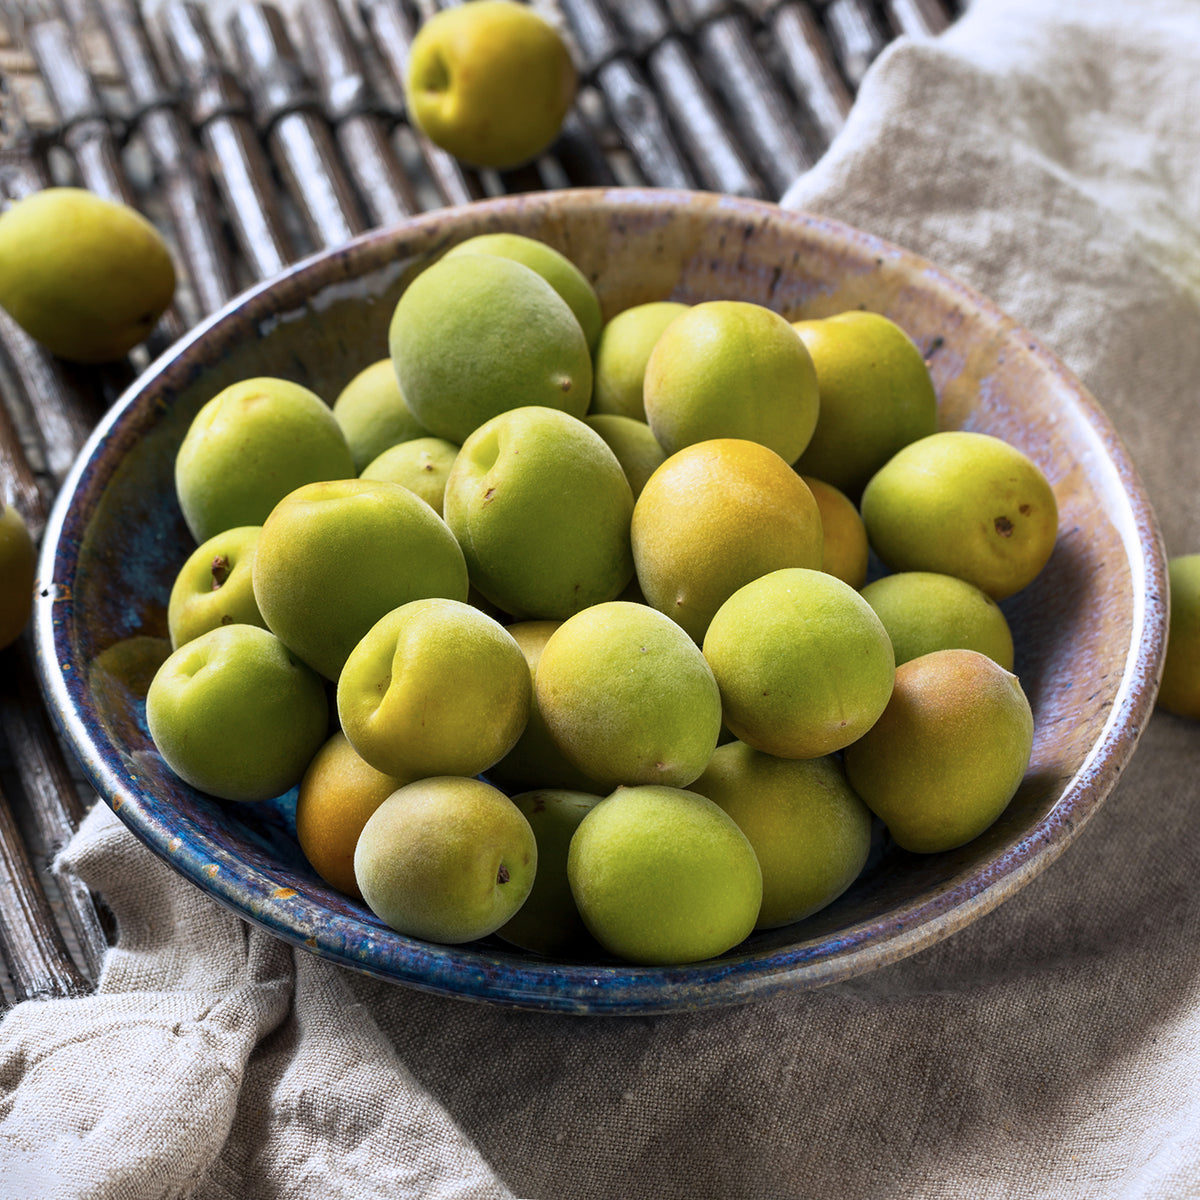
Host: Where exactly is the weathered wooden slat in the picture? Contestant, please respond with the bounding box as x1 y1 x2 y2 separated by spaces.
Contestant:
302 0 420 227
0 351 107 1001
356 0 484 207
0 770 90 1003
559 0 698 191
0 345 50 530
822 0 892 89
768 2 856 149
608 0 765 196
1 641 110 985
0 302 111 1001
883 0 953 39
672 0 816 195
96 0 241 317
230 2 369 250
160 1 296 282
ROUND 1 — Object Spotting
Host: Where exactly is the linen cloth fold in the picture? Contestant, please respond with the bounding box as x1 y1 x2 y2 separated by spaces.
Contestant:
3 0 1200 1196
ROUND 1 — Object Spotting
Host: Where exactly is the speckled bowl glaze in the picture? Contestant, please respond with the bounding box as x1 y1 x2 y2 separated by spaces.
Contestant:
34 189 1167 1015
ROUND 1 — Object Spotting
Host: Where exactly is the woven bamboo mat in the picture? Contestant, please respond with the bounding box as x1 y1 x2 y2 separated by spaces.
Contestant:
0 0 962 1006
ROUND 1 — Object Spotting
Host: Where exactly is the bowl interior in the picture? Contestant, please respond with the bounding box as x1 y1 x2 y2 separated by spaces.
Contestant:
35 189 1167 1014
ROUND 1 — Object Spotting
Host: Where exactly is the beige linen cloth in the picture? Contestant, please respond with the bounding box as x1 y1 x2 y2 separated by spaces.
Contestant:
3 0 1200 1195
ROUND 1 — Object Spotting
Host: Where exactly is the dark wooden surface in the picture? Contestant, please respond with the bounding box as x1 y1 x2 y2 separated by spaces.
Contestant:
0 0 961 1007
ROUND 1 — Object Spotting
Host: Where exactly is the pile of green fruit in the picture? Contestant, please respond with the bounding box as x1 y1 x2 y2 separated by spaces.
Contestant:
148 231 1064 968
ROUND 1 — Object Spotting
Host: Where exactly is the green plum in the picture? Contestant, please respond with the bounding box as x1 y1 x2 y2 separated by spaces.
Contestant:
295 731 413 899
691 741 872 929
360 436 459 516
0 187 175 364
145 623 329 802
631 439 824 644
337 597 531 780
859 570 1015 669
535 600 722 790
591 301 689 422
252 477 469 681
496 788 602 956
389 253 592 445
842 648 1034 853
444 233 602 352
175 376 354 544
443 405 634 619
860 430 1058 600
584 413 666 500
354 776 537 944
332 358 430 473
801 475 869 590
404 0 577 171
486 621 607 793
567 784 762 965
167 525 267 649
792 310 938 498
703 568 895 759
644 300 819 463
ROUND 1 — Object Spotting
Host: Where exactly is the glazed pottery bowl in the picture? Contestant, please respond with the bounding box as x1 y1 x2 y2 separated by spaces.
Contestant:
34 189 1167 1014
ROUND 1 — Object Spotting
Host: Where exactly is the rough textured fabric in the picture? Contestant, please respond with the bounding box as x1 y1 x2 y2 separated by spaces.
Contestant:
3 0 1200 1195
0 804 513 1199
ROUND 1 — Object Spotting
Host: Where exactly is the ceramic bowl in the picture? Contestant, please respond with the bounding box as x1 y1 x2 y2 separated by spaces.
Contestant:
34 189 1167 1014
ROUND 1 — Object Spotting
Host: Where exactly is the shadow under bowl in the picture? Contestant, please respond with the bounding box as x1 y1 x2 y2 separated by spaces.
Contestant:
33 188 1168 1015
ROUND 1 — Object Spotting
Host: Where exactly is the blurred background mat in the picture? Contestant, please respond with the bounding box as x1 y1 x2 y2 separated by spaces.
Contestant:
0 0 962 1008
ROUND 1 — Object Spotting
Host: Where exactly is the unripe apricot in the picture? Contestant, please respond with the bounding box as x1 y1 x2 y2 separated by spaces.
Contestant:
296 732 413 899
703 567 895 760
355 777 537 944
536 601 722 791
632 438 823 643
843 648 1034 853
644 300 819 463
567 785 762 965
861 431 1058 601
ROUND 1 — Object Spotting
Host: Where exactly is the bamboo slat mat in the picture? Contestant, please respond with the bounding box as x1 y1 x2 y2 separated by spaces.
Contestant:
0 0 962 1007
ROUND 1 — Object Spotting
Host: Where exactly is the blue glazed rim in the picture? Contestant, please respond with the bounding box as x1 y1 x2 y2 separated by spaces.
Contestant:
32 189 1169 1015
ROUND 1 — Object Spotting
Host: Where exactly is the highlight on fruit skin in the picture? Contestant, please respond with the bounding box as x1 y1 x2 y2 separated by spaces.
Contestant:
0 187 176 364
